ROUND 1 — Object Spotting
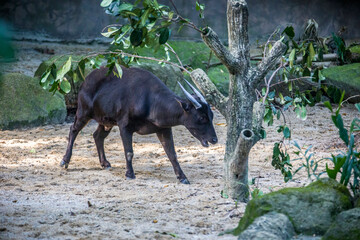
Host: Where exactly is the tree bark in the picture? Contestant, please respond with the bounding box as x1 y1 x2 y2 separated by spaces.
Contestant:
193 0 286 201
190 69 228 117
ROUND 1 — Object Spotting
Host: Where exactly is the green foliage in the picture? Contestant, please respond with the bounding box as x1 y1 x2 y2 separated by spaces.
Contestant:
332 33 346 63
272 142 292 182
40 56 88 94
195 1 205 19
264 24 357 185
325 100 360 195
101 0 178 49
38 0 209 95
250 188 263 199
271 91 360 195
292 141 325 180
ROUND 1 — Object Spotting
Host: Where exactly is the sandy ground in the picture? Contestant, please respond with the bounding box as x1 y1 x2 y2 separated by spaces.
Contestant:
0 41 359 239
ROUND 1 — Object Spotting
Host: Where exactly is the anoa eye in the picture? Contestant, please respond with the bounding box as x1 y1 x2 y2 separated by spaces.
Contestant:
198 116 207 122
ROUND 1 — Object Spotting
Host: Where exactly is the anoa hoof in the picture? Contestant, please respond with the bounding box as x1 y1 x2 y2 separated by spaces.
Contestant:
180 178 190 184
60 160 69 169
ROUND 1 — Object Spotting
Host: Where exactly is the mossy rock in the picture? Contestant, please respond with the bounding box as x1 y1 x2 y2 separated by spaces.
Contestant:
233 178 352 236
0 73 66 130
322 63 360 103
349 45 360 54
323 208 360 240
34 55 90 109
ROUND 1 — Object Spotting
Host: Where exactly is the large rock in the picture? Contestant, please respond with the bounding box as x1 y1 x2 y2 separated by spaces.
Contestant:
234 178 352 236
0 73 66 130
323 208 360 240
238 212 295 240
322 63 360 103
135 63 185 95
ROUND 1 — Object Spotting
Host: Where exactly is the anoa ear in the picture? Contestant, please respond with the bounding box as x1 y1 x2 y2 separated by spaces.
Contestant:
175 98 191 112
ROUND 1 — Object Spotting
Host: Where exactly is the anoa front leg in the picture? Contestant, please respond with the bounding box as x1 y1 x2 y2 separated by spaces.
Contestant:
156 128 190 184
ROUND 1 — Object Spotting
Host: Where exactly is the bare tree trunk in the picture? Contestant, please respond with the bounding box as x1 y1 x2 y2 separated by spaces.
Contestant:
191 0 286 202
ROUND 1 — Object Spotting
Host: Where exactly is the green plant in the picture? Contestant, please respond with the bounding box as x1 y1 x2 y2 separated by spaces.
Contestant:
250 188 264 199
332 33 346 64
249 176 264 199
292 141 325 180
262 23 357 185
271 141 325 183
324 97 360 195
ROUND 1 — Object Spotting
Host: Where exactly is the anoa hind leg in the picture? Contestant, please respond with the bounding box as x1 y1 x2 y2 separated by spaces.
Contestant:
93 124 112 169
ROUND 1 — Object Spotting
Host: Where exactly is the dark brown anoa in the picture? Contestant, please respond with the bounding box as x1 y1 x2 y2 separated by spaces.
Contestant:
60 66 217 184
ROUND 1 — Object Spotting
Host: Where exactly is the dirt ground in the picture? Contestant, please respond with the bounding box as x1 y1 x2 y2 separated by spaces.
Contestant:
0 41 359 240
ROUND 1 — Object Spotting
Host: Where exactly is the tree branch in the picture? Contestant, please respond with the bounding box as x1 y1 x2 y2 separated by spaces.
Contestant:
227 0 250 75
85 50 191 74
190 68 228 117
231 129 254 164
262 61 284 104
201 27 238 73
249 40 287 87
168 0 204 34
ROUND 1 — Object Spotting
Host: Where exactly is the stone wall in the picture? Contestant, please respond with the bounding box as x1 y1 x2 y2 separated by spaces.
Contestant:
1 0 359 42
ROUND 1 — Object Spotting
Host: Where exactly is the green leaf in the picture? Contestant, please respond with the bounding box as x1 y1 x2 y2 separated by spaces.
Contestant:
130 28 143 46
196 1 205 11
324 101 333 112
101 0 113 8
300 106 307 120
326 155 346 179
326 163 337 179
101 27 119 38
76 59 86 82
140 8 151 27
309 43 315 61
56 56 72 81
115 62 123 78
339 128 349 146
293 141 301 150
283 26 295 39
40 69 51 84
303 67 311 77
158 27 170 45
305 145 313 156
260 129 266 139
283 126 291 139
318 69 325 81
196 1 201 11
168 11 174 20
60 79 71 94
355 103 360 113
289 49 296 68
118 3 134 12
